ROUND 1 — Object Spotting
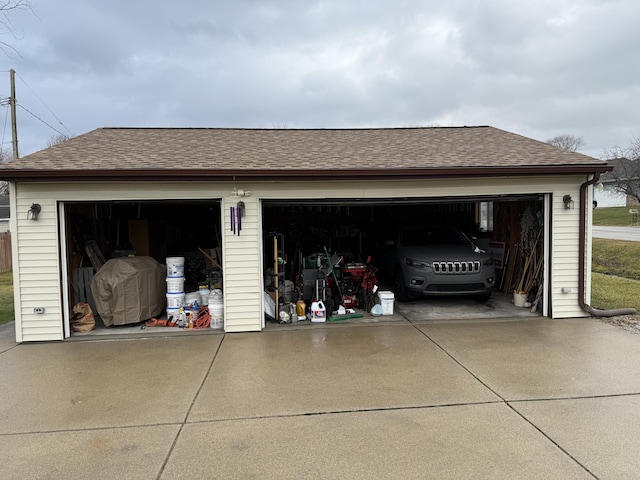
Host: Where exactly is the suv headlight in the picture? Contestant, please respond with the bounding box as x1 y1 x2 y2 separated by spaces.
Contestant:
406 258 430 268
482 258 494 266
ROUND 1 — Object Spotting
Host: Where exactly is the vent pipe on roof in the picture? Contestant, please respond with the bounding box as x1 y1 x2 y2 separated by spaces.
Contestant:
578 172 636 317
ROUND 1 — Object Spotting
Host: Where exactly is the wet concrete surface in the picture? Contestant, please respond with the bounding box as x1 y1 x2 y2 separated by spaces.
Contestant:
2 315 640 478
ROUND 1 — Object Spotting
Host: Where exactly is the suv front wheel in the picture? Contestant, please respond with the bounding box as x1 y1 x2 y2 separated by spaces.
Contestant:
395 268 410 303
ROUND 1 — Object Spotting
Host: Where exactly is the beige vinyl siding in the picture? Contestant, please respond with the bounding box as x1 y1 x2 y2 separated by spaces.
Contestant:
550 186 584 318
11 183 63 342
11 175 594 342
221 195 263 332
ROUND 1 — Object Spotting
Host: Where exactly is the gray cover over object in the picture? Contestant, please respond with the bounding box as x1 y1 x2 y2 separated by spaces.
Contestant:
91 256 166 326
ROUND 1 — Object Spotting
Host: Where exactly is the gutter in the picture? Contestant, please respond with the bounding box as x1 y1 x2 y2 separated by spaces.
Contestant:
578 172 636 317
0 164 614 182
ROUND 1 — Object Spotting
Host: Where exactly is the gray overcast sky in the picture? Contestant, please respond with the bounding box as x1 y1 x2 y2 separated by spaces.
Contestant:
1 0 639 159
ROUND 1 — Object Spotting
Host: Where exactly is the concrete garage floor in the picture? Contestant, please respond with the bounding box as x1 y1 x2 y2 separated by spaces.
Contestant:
267 291 539 330
71 291 537 338
395 291 539 322
3 314 640 479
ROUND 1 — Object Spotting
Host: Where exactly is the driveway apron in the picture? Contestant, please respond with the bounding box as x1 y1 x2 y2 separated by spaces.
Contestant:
2 318 640 478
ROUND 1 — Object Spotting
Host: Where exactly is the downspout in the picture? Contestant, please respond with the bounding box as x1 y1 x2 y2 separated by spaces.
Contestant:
578 172 636 317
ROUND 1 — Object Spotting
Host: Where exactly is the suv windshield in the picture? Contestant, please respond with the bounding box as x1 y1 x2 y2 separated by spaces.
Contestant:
400 227 469 246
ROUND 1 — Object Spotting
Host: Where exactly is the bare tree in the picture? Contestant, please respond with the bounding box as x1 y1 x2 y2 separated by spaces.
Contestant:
0 1 33 57
546 134 585 152
0 146 10 196
603 136 640 204
46 133 70 148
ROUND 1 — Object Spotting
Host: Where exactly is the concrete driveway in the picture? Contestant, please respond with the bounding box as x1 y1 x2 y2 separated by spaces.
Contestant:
2 317 640 479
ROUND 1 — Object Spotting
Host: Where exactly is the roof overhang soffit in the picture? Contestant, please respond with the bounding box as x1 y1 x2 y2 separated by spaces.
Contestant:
0 164 613 182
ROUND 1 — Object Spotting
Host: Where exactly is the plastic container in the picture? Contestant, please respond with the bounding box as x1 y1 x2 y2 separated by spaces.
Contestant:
311 300 326 322
513 292 527 307
166 276 185 293
166 257 185 277
296 300 306 318
199 287 211 306
166 307 181 320
166 292 185 308
209 289 224 329
377 291 395 315
185 291 200 306
185 308 200 328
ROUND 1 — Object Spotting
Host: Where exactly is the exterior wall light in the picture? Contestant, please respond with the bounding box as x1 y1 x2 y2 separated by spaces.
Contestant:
27 203 41 220
563 195 574 210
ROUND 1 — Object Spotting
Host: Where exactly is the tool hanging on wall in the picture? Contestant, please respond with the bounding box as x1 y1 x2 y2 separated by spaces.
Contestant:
273 234 285 319
230 201 245 236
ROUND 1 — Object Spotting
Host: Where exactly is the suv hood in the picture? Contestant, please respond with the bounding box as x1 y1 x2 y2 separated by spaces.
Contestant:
401 244 489 262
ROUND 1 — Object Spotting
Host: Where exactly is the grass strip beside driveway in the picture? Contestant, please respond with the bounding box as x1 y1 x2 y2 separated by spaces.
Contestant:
0 271 14 325
592 238 640 280
591 272 640 312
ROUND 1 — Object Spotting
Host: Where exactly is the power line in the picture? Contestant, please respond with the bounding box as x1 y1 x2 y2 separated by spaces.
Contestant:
14 71 73 136
17 104 67 138
2 103 8 148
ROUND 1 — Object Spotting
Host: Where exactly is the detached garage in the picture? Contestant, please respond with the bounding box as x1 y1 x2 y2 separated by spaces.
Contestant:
0 126 612 342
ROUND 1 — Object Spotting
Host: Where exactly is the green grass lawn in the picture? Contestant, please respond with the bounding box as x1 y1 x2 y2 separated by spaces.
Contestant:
0 271 14 325
593 206 639 226
591 208 640 311
591 272 640 312
592 238 640 280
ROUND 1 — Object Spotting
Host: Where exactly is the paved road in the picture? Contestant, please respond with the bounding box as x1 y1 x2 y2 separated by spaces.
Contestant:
593 225 640 242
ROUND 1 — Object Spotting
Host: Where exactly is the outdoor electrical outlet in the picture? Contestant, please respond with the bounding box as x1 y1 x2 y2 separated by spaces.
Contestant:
33 307 45 314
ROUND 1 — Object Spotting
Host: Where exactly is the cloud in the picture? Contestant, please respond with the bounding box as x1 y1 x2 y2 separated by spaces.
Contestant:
2 0 639 159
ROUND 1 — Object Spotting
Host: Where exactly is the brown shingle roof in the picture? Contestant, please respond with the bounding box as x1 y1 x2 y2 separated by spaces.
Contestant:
0 126 611 181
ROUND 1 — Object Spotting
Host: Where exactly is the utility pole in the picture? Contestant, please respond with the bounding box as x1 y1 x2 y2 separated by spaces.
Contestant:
9 69 18 160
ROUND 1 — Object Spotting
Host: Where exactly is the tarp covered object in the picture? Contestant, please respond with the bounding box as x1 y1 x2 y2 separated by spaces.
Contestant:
91 256 166 326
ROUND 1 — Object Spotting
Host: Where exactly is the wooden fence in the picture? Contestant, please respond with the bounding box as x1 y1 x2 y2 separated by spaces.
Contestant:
0 232 11 273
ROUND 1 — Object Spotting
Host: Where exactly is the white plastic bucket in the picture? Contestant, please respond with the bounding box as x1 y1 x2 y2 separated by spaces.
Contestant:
377 291 395 315
166 292 185 308
166 307 181 320
513 292 527 307
311 300 326 322
185 291 200 306
166 276 185 293
209 289 224 328
166 257 185 277
199 288 211 306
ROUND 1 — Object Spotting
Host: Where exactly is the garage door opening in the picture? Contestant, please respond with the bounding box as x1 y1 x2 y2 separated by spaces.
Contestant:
262 196 547 325
61 200 222 336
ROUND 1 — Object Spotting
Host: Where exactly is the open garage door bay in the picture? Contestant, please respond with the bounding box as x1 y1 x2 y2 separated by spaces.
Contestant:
261 194 548 324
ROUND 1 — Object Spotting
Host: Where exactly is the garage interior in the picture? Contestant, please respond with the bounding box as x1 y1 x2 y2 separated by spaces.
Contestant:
64 200 223 335
63 195 545 336
261 195 545 326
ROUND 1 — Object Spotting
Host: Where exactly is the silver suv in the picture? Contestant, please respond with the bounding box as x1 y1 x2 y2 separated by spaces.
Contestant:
380 226 496 302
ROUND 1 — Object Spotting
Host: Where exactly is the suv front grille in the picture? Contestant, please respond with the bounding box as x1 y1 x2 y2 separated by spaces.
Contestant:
433 261 480 274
